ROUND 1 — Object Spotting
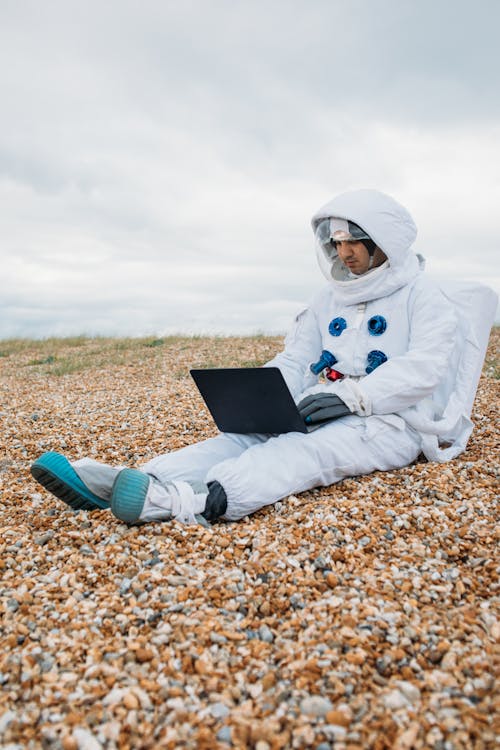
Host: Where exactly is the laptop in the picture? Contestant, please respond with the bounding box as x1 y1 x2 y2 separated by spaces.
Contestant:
190 367 315 434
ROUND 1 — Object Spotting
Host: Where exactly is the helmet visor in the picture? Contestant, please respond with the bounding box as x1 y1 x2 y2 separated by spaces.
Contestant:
315 217 371 245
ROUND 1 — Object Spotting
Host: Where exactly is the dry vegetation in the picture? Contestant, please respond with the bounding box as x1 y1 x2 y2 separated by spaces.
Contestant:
0 330 498 749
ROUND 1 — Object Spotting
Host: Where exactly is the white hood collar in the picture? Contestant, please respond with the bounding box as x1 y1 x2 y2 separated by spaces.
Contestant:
312 189 423 304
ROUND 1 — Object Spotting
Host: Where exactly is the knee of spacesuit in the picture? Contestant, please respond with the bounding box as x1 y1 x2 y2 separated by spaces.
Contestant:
202 481 228 522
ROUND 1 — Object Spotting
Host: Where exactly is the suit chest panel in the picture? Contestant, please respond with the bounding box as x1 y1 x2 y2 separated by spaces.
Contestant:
316 291 411 376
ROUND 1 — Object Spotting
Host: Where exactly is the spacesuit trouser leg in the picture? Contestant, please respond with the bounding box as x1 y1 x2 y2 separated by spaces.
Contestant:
140 432 267 485
69 434 264 519
205 415 422 521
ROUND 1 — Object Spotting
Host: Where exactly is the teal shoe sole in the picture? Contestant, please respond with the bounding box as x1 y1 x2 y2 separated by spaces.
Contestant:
111 468 149 523
30 452 110 511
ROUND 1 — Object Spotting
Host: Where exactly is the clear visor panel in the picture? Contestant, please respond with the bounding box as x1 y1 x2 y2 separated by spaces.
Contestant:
332 229 354 242
315 217 370 245
315 219 332 245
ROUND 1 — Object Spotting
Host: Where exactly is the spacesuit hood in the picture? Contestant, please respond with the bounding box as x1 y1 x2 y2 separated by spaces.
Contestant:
312 189 422 304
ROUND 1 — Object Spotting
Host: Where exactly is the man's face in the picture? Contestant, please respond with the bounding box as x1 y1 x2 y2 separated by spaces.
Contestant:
335 240 372 275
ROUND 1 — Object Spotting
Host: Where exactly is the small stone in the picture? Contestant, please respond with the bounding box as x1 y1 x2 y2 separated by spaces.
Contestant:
123 692 139 709
325 571 339 588
210 632 228 644
396 680 421 704
131 686 153 709
383 690 410 710
34 531 55 545
72 727 102 750
210 702 230 719
322 725 347 741
0 710 16 734
262 672 276 690
325 709 351 727
216 725 232 743
300 695 334 716
103 688 126 706
135 648 154 663
119 578 132 595
6 598 20 612
376 655 392 676
258 625 274 643
312 555 329 570
393 723 420 750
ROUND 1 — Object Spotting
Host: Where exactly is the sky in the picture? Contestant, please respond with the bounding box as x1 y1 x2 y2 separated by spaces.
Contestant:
1 0 499 339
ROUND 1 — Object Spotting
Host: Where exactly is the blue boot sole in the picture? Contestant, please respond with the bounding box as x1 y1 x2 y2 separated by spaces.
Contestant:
111 468 149 523
30 452 110 511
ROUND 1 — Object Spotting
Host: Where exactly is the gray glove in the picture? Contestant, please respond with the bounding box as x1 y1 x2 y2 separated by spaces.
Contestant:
298 393 351 425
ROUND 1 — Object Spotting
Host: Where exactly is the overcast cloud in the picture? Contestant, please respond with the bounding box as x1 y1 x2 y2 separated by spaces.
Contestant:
1 0 499 339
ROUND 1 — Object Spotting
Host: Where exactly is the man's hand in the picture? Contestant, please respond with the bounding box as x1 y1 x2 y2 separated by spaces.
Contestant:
297 393 351 425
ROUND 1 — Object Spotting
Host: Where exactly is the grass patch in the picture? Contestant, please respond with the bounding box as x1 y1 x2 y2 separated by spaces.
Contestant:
0 334 283 377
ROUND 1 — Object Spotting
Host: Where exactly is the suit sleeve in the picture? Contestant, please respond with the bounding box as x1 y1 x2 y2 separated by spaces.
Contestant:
264 305 322 398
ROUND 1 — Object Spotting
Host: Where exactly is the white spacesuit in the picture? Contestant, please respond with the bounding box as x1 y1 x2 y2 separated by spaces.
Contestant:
31 189 497 525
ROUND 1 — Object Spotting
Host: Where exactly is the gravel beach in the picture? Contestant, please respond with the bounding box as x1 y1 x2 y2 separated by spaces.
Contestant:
0 332 498 749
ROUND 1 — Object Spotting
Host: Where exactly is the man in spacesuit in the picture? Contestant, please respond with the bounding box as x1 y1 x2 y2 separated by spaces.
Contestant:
31 189 495 526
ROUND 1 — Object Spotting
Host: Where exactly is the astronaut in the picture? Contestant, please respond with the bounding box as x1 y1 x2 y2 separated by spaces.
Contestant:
30 189 496 526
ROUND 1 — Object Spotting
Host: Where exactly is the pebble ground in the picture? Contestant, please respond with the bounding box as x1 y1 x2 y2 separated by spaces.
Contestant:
0 332 498 750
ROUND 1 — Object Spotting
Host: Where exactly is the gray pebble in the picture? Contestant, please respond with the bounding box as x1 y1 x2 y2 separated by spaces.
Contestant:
290 593 305 609
258 625 274 643
359 536 372 547
210 702 230 719
210 632 228 644
40 657 55 673
312 555 328 570
216 725 232 743
299 695 333 716
383 689 409 710
397 680 421 704
0 709 16 734
119 578 132 595
6 598 19 612
35 531 55 546
376 655 392 675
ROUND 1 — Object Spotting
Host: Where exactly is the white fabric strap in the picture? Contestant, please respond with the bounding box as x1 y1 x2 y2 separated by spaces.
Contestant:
353 301 367 328
140 479 207 524
170 480 207 525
